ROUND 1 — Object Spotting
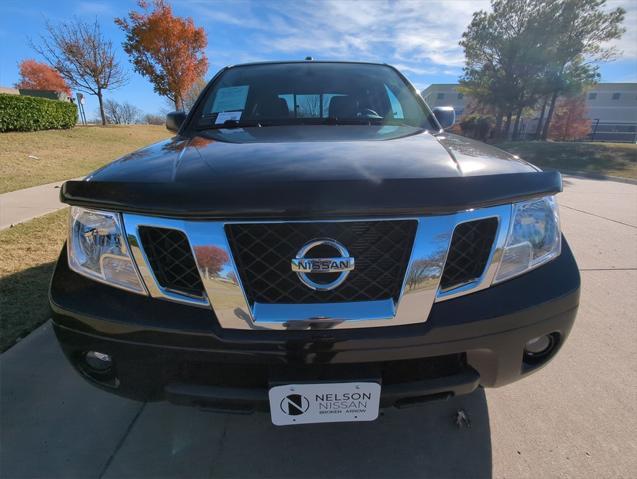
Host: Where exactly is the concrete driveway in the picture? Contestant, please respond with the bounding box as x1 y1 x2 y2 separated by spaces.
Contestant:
1 176 636 478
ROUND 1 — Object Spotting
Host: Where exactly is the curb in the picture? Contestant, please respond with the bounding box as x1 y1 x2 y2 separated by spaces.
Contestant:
560 170 637 186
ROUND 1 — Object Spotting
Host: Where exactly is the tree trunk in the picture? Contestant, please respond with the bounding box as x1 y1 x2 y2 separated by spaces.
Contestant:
535 96 548 140
512 106 524 140
494 111 504 140
541 91 559 140
97 89 106 126
503 111 513 140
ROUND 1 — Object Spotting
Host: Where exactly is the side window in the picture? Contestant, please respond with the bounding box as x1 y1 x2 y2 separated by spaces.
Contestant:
457 93 464 100
437 93 445 100
588 92 597 100
612 93 621 100
278 94 294 113
322 93 346 118
384 85 404 119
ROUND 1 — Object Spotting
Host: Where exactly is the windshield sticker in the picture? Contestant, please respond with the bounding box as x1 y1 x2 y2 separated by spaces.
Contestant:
215 111 242 124
211 85 249 113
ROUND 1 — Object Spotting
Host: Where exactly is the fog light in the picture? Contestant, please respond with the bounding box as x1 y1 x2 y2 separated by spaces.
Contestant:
523 333 559 367
525 335 552 355
85 351 112 372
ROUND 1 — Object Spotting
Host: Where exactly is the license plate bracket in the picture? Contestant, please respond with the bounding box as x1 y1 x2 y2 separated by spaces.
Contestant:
268 382 381 426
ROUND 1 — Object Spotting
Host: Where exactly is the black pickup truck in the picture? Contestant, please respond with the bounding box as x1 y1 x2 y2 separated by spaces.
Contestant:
51 61 579 426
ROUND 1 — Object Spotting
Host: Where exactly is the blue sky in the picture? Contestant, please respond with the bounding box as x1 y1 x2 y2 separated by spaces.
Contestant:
1 0 636 119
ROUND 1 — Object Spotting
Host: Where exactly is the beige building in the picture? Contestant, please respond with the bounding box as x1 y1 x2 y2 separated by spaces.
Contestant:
421 84 469 118
585 83 637 141
0 87 19 95
421 82 637 142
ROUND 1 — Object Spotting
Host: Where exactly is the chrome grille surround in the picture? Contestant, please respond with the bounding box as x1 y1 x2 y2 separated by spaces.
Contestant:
122 204 512 330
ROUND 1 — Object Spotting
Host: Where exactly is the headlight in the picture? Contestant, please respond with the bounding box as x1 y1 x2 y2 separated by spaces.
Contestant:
494 196 561 283
68 207 147 294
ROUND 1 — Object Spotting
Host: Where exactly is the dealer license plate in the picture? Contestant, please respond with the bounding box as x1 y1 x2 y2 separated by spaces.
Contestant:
268 382 381 426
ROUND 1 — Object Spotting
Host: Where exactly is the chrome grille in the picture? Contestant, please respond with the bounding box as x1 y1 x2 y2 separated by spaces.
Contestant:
122 203 511 330
138 227 205 297
440 218 498 291
225 221 418 304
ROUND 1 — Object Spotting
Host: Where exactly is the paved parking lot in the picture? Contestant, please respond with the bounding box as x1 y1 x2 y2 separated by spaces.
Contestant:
1 176 636 478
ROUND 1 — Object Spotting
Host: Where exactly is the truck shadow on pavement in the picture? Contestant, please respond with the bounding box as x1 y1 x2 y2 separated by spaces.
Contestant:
1 323 492 479
106 388 492 478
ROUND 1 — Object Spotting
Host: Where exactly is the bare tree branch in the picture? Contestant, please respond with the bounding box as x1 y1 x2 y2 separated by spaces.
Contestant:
102 98 141 124
31 18 128 125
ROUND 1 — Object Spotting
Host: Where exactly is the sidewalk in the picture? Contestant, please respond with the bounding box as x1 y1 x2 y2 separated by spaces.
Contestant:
0 178 82 230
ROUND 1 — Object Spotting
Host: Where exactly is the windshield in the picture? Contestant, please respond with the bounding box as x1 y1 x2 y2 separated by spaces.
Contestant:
193 62 434 130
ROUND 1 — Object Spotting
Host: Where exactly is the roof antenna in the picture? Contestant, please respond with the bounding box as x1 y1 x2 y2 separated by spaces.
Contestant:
305 56 314 61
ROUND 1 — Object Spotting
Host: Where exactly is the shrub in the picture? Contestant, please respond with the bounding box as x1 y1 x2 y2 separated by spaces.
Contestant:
459 114 494 141
0 93 77 132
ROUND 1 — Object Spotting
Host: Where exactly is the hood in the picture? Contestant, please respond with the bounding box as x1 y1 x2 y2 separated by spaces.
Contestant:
86 125 538 184
64 126 559 219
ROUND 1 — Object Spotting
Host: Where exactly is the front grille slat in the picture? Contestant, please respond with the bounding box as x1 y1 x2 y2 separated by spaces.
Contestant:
138 227 205 298
440 218 498 291
226 221 418 304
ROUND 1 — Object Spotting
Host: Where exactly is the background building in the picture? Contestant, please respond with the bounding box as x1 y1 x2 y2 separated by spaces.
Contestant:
421 84 469 119
0 87 19 95
585 83 637 142
421 83 637 142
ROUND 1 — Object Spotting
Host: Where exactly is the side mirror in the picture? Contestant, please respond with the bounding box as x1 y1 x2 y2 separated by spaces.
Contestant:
166 111 187 132
433 106 455 130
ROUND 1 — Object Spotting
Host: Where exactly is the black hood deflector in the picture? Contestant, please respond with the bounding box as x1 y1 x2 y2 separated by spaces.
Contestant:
61 171 562 219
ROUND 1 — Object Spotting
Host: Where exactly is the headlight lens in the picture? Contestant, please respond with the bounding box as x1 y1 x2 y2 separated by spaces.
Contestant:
68 207 146 294
495 196 561 282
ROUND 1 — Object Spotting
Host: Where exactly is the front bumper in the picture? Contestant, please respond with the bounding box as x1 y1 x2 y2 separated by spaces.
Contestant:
50 239 580 410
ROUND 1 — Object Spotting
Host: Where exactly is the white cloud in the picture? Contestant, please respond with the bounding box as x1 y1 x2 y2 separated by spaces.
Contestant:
392 64 441 75
183 0 487 72
608 0 637 60
185 0 637 76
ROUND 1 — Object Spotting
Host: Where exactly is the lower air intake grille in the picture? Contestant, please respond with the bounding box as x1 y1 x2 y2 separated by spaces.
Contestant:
226 221 417 304
440 218 498 291
138 227 204 298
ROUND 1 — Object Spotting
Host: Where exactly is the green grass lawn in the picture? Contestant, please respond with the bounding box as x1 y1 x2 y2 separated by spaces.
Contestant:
0 209 68 352
497 141 637 179
0 125 170 194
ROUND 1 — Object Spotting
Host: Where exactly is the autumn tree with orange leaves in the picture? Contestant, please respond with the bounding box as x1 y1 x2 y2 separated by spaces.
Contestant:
15 59 71 96
548 95 592 141
193 246 229 278
116 0 208 110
